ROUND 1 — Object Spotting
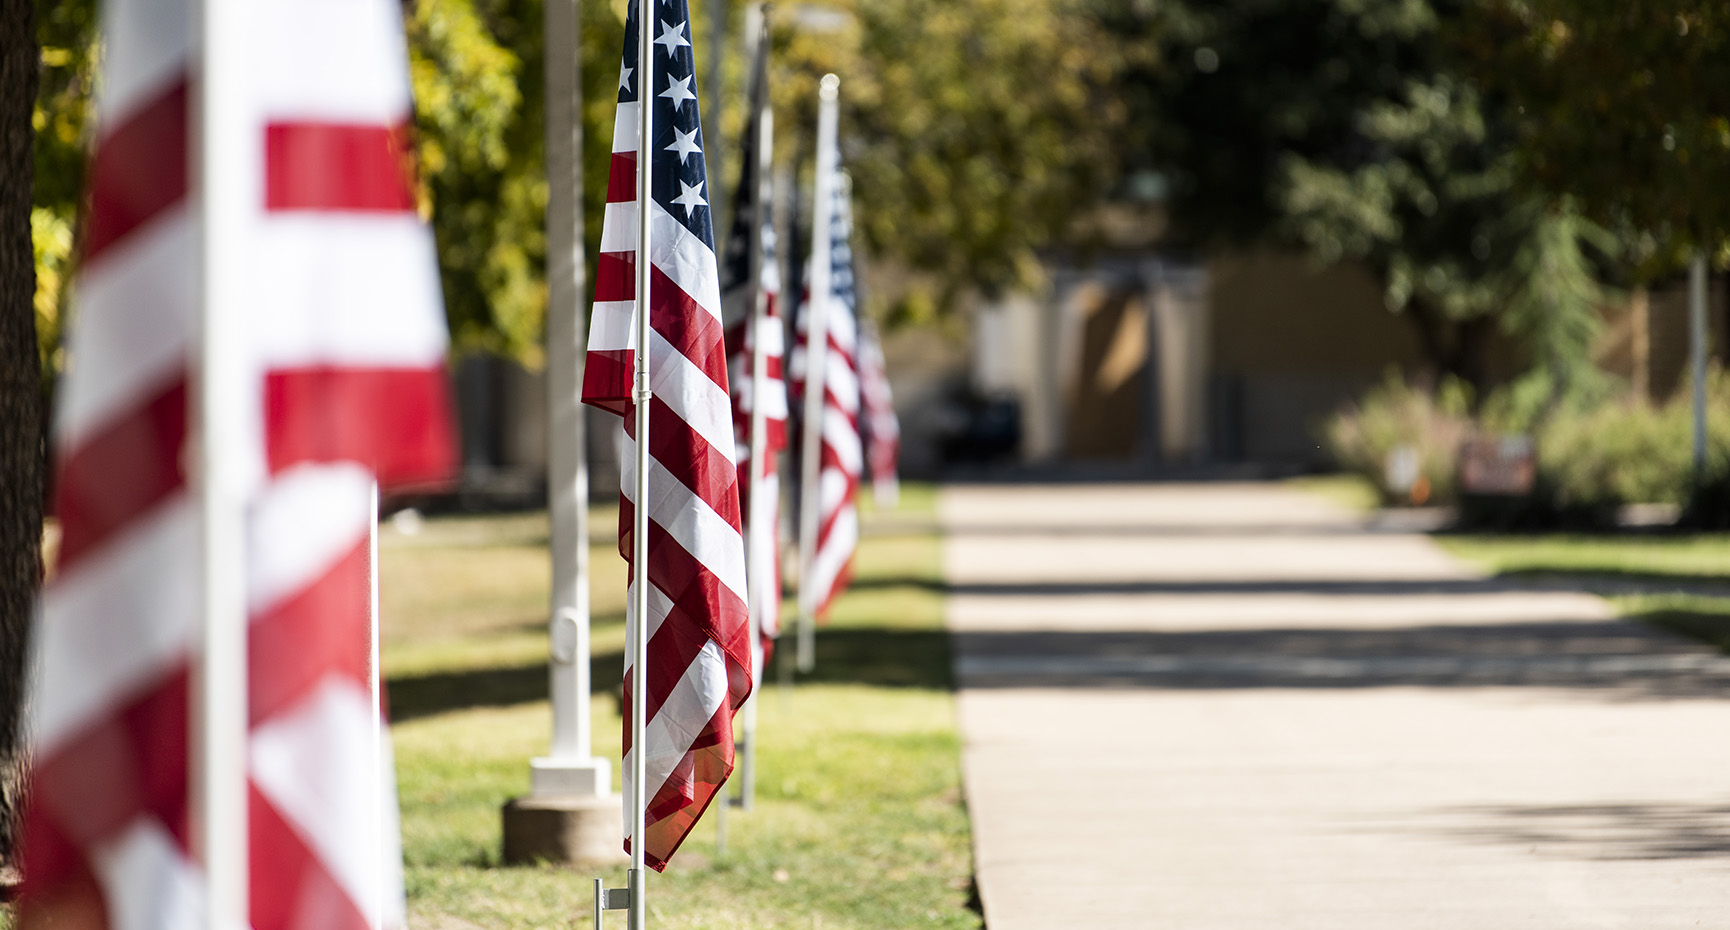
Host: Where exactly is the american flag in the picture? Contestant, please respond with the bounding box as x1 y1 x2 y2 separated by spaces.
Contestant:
720 32 786 673
791 166 862 619
858 320 901 509
20 0 454 926
582 0 751 871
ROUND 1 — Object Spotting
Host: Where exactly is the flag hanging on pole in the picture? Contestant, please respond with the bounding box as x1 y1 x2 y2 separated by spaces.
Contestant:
858 320 901 510
720 31 786 673
19 0 455 925
582 0 751 872
791 166 862 620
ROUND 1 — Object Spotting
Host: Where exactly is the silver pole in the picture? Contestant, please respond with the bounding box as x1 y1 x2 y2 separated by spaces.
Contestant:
795 74 839 674
706 0 726 234
195 0 251 922
740 98 774 810
1692 250 1709 478
629 0 655 922
544 0 597 772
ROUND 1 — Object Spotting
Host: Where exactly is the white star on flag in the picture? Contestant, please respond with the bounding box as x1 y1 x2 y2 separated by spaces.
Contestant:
671 178 707 218
659 73 695 107
655 19 690 57
666 127 702 163
620 65 634 91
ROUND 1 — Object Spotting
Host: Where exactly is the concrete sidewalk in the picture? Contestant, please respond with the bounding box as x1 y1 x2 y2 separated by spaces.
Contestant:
943 483 1730 930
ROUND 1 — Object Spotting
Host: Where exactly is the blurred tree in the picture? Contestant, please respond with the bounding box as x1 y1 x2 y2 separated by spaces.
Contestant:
772 0 1125 323
1114 0 1611 391
1462 1 1730 273
3 0 43 861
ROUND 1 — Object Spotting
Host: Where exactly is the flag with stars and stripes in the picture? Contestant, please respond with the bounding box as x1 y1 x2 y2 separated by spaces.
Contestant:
790 166 862 620
19 0 455 926
582 0 752 871
720 31 786 675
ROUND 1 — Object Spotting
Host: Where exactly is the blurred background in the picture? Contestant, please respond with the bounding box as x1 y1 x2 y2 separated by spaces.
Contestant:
24 0 1730 517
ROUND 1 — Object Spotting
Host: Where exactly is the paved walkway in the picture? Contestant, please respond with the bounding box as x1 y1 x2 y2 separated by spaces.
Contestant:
943 482 1730 930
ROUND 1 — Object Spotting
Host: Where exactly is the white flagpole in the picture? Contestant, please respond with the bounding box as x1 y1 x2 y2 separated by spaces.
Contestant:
369 483 385 930
195 0 252 922
629 0 654 922
740 94 774 811
538 0 608 800
795 74 839 674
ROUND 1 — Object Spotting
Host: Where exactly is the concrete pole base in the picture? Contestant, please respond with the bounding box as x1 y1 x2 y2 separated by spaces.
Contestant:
500 794 628 866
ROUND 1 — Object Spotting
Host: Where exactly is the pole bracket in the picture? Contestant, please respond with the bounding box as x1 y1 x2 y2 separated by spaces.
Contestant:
593 878 632 927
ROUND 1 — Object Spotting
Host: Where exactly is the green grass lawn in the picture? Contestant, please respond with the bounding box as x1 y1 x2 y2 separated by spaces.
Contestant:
1436 533 1730 652
382 483 979 929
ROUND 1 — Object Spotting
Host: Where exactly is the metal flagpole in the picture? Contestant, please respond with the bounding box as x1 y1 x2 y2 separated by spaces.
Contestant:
1691 250 1708 480
628 0 655 922
740 79 775 811
195 0 252 923
795 74 840 674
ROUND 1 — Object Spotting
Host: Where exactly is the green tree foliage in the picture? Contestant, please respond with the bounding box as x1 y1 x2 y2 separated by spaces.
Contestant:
31 0 95 377
772 0 1123 320
1462 1 1730 272
1116 0 1611 389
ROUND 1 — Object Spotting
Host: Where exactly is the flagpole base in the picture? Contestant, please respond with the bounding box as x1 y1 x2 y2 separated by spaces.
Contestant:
501 793 627 866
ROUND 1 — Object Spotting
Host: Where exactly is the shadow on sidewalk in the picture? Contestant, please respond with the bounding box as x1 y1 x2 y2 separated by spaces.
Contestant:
950 622 1730 698
1401 801 1730 861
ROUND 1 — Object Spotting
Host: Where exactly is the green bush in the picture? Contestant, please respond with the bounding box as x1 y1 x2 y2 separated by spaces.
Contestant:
1323 371 1473 506
1325 365 1730 527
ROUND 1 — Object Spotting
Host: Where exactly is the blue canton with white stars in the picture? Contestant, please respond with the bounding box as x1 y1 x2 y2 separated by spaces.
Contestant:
618 0 715 252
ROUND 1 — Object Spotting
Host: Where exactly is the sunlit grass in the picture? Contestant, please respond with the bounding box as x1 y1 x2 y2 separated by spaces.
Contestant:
1285 472 1380 513
383 483 978 929
1438 533 1730 654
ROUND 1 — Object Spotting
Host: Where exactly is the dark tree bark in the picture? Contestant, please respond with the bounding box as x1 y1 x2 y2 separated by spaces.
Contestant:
0 0 43 863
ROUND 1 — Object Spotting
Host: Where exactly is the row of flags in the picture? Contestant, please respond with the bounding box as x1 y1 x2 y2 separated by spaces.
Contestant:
21 0 901 922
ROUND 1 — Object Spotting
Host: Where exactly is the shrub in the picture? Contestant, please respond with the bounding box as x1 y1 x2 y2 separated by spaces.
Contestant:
1323 371 1472 506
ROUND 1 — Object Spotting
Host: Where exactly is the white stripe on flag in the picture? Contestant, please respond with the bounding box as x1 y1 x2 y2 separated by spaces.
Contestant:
649 203 724 323
589 299 639 352
55 209 193 450
251 218 449 369
621 640 730 838
91 820 206 930
32 499 198 756
253 0 413 121
600 202 639 252
612 101 639 155
246 463 374 614
822 411 864 477
250 677 390 922
96 0 190 131
620 434 748 601
649 330 738 468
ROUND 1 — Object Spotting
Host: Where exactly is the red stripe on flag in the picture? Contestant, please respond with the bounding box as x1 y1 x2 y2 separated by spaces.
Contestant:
635 702 734 871
250 788 371 930
644 398 742 529
18 664 191 896
264 366 456 490
595 251 636 302
649 266 729 391
582 349 635 415
607 151 639 203
83 79 188 266
54 377 188 572
265 121 417 213
249 540 371 725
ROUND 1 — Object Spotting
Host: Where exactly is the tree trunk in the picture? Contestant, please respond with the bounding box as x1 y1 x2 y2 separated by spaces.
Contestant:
0 0 43 864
